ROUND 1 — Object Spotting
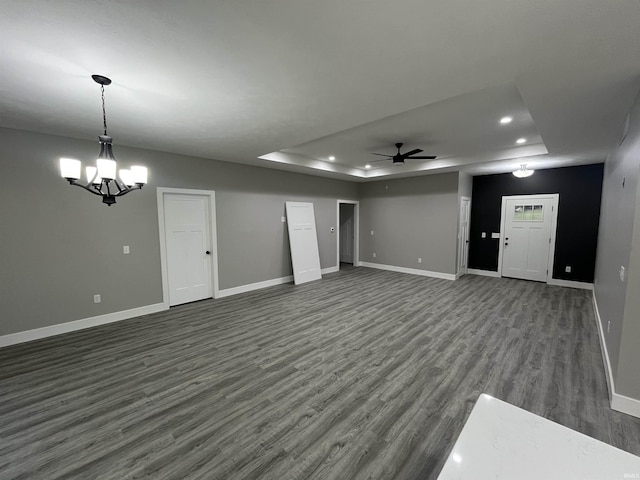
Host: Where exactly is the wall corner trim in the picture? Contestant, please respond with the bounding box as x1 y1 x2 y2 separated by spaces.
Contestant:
467 268 501 278
592 292 640 419
359 262 456 281
0 302 169 349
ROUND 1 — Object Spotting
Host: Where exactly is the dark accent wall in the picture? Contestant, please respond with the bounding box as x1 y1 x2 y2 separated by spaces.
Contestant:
469 164 604 283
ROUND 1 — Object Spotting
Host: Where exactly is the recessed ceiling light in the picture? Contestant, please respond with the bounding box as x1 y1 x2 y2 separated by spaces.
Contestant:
328 156 335 161
500 116 513 124
365 164 371 169
516 138 527 144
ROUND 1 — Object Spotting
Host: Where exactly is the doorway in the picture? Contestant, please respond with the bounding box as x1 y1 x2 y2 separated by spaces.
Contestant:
157 188 219 306
498 194 559 283
336 200 360 269
458 196 471 276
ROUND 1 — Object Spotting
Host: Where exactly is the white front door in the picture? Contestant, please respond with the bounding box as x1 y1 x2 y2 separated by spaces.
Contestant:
458 197 471 275
501 195 556 282
164 194 213 305
285 201 322 285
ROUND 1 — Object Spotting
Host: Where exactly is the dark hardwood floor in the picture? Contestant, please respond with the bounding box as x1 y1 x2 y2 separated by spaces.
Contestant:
1 268 639 479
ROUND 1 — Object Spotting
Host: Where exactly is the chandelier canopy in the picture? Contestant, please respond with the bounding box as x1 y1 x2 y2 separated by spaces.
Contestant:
60 75 148 206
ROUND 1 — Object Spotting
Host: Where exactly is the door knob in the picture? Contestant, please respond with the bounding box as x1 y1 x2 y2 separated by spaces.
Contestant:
205 250 211 255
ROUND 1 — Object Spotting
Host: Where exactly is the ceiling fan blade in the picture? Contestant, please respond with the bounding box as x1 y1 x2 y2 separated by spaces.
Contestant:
403 149 423 157
406 155 437 159
371 153 393 157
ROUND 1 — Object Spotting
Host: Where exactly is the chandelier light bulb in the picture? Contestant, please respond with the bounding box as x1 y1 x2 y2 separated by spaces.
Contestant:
60 158 81 180
97 159 117 180
119 169 134 187
131 166 148 184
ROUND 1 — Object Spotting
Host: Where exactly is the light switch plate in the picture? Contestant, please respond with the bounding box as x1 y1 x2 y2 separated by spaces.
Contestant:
281 216 286 223
123 245 130 254
481 232 486 238
491 232 500 239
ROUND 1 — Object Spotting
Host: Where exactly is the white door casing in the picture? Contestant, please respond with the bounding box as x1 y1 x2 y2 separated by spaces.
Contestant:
285 201 322 285
336 200 360 269
157 188 219 307
458 197 471 276
499 194 559 283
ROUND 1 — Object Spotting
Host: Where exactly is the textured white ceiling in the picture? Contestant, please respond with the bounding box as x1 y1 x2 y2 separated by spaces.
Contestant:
1 0 639 180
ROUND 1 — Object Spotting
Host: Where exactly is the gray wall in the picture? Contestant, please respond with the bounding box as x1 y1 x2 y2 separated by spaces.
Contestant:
358 173 459 275
0 128 357 336
594 91 640 399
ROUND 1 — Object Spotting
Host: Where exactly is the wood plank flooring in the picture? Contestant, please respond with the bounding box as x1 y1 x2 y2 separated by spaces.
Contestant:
1 267 639 479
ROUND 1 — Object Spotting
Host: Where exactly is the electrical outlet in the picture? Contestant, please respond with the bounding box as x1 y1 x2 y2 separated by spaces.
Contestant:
481 232 486 238
565 266 571 273
607 320 611 333
123 245 130 254
370 230 374 236
93 294 101 304
418 257 422 263
620 266 625 282
372 252 377 258
281 216 286 223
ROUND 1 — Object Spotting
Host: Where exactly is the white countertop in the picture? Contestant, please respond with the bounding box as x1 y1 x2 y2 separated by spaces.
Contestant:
437 394 640 480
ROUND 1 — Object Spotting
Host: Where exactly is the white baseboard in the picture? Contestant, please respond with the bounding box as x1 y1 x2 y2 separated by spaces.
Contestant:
468 268 501 278
611 393 640 417
0 302 168 348
218 275 294 298
592 291 640 418
322 266 339 275
359 262 456 281
217 266 340 298
548 278 593 290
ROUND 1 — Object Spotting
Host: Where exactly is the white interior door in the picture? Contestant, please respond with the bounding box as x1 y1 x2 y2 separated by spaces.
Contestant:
458 197 471 275
501 196 555 282
164 194 213 305
339 204 354 264
286 201 322 285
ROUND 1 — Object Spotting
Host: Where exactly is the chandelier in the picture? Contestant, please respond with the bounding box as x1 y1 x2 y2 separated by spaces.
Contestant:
512 164 534 178
60 75 148 206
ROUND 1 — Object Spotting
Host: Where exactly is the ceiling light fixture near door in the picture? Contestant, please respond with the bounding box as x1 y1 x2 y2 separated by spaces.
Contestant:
516 137 527 144
328 156 336 161
59 75 148 206
500 116 513 124
512 164 534 178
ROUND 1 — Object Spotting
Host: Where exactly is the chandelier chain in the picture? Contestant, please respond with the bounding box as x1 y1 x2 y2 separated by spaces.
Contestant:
101 84 108 135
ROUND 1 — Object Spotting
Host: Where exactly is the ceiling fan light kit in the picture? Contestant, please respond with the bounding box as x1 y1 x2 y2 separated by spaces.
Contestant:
370 142 437 165
59 75 148 206
512 164 535 178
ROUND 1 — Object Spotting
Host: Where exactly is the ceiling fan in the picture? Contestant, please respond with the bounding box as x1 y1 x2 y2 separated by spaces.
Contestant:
371 142 437 165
